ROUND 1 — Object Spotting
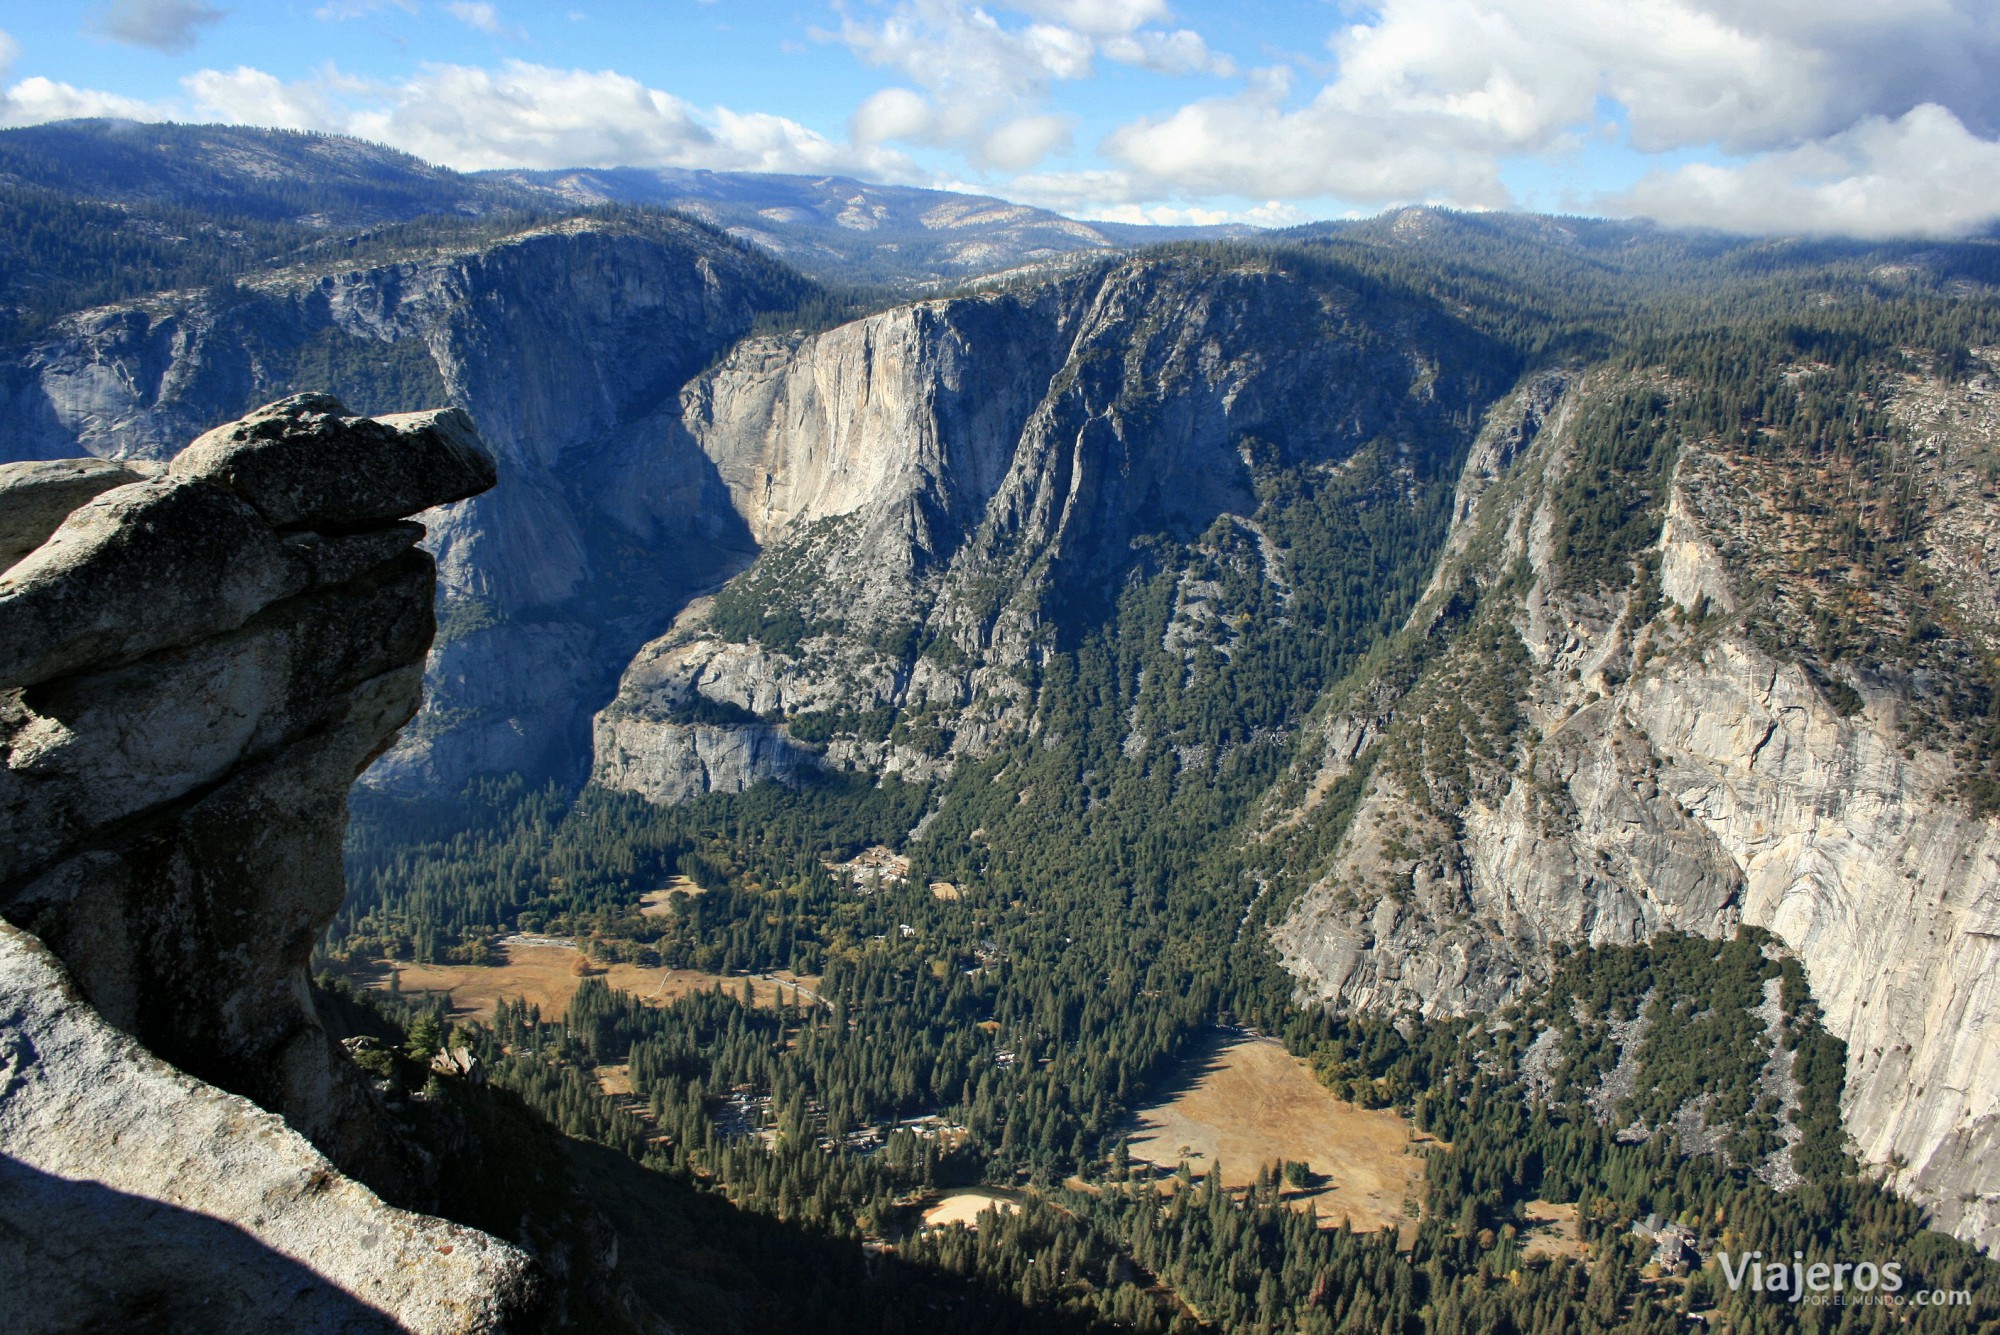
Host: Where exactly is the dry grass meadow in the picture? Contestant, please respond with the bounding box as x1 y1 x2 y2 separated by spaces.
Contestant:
1125 1031 1436 1234
361 938 818 1022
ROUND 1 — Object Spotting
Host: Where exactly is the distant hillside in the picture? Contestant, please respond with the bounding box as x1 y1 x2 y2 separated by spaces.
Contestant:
483 164 1260 286
0 119 1258 308
0 119 532 223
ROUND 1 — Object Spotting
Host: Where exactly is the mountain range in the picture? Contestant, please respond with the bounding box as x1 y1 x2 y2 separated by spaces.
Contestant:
7 118 2000 1329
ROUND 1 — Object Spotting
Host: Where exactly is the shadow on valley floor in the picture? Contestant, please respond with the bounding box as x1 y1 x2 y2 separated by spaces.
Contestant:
566 1138 1103 1335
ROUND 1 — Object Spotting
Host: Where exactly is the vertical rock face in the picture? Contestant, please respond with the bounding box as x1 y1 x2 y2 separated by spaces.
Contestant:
1268 365 2000 1254
593 253 1506 801
2 217 798 790
0 394 491 1169
0 395 541 1330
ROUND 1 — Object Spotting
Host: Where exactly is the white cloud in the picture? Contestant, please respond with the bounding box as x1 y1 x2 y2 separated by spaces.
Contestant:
184 65 347 133
983 113 1073 169
0 30 18 80
1104 89 1514 209
852 87 933 144
1100 29 1233 78
169 60 919 179
832 0 1229 169
314 0 416 19
707 104 919 176
0 76 173 126
445 2 522 40
1010 0 1168 36
1086 199 1311 227
1076 0 2000 228
1614 103 2000 239
87 0 229 54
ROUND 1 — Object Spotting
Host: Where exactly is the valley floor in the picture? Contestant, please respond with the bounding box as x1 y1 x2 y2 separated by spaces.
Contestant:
342 940 819 1022
1123 1029 1435 1236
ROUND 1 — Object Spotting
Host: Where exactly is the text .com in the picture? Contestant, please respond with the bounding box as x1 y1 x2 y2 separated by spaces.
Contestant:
1718 1252 1971 1307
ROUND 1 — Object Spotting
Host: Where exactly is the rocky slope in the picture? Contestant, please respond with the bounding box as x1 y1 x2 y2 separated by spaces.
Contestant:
0 395 552 1328
1 210 802 792
1267 356 2000 1252
592 249 1510 801
1 920 542 1335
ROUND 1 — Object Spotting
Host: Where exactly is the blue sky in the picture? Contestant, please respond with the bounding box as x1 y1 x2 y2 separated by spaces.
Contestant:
4 1 2000 237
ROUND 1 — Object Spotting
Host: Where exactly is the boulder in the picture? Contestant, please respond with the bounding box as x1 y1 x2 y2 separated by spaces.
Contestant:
0 456 161 571
172 393 497 530
0 476 305 688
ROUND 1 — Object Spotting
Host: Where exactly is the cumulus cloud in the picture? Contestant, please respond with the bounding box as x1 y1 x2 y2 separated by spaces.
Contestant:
1103 91 1514 209
1080 0 2000 228
184 65 350 133
1615 103 2000 239
852 86 933 144
169 60 921 178
88 0 229 54
832 0 1229 169
1100 29 1233 78
982 113 1073 169
1305 0 2000 158
0 76 173 127
1010 0 1168 36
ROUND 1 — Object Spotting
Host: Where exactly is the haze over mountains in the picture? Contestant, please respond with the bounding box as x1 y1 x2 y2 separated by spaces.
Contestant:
0 119 1249 296
7 118 2000 1330
485 164 1259 287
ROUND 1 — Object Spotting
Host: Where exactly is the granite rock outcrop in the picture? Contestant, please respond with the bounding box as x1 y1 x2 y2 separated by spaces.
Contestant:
0 394 544 1329
0 920 544 1334
3 214 797 791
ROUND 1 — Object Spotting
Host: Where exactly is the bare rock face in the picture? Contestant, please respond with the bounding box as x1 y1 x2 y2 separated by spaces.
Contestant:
0 475 310 687
594 714 824 806
0 396 541 1327
1269 366 2000 1254
593 254 1497 802
172 394 497 530
0 920 546 1334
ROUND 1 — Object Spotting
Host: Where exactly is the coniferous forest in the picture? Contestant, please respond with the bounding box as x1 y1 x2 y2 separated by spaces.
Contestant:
307 205 2000 1331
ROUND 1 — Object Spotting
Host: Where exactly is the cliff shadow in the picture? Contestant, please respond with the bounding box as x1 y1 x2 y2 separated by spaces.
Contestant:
1 1154 403 1334
564 1137 1106 1335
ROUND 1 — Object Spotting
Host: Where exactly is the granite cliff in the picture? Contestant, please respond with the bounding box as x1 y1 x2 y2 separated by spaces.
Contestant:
1 210 802 793
1268 358 2000 1252
581 243 2000 1253
592 248 1508 801
0 395 549 1330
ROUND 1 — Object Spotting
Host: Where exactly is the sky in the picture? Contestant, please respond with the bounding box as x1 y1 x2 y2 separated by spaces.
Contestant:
3 1 2000 238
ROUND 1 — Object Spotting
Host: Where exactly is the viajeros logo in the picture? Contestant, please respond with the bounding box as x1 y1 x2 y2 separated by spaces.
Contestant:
1717 1251 1969 1307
